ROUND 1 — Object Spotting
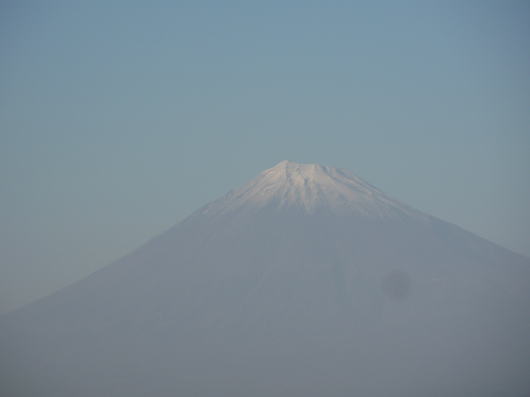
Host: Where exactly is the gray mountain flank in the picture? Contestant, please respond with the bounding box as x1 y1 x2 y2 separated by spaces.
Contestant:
2 161 530 397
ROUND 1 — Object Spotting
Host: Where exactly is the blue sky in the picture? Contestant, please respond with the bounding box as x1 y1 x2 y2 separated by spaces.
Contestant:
1 0 529 313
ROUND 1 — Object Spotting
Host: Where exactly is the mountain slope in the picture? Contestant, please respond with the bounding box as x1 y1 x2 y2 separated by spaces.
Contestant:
2 161 530 397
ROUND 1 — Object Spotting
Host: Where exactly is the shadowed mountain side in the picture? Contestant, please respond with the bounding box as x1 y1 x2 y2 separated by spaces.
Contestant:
2 161 530 397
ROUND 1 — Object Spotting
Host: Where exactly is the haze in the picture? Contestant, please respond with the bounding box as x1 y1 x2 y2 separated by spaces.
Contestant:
0 1 529 317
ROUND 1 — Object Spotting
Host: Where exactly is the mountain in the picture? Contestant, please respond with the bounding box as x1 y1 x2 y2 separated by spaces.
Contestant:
2 161 530 397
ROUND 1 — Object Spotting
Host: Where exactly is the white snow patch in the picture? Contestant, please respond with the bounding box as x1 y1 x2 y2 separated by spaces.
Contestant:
201 160 424 218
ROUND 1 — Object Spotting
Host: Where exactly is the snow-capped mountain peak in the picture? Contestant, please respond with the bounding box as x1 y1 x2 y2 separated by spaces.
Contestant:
201 160 421 217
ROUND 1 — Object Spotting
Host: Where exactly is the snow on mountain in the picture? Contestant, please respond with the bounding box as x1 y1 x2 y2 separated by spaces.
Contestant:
200 160 422 218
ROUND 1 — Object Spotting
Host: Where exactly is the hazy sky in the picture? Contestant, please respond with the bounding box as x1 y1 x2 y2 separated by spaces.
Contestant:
1 0 529 313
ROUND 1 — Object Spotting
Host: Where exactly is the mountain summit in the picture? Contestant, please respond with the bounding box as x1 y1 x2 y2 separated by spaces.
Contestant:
202 160 420 217
2 161 530 397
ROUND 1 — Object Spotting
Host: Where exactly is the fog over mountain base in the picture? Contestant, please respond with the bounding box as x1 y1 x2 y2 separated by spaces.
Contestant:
2 161 530 397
